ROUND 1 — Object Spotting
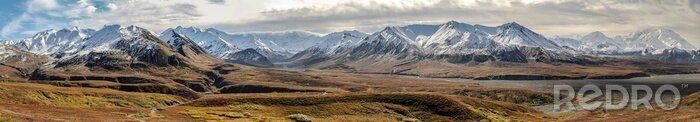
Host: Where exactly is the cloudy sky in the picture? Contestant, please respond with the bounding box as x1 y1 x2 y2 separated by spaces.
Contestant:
1 0 699 45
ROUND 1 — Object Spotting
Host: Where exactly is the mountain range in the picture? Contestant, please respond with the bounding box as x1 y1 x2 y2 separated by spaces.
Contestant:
551 28 697 54
162 26 323 62
1 21 698 73
2 20 700 122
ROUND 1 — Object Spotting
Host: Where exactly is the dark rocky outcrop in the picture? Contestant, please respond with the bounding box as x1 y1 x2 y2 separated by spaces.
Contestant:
224 48 274 67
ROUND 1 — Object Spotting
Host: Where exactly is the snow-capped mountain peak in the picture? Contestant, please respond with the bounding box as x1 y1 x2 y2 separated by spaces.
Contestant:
624 27 696 50
498 22 526 30
204 28 229 35
394 24 440 41
165 27 312 61
161 26 238 59
441 21 479 32
550 27 697 54
160 29 190 49
443 20 472 29
80 24 153 51
420 21 484 50
16 26 95 55
311 30 367 53
573 31 623 52
380 26 416 44
492 22 560 49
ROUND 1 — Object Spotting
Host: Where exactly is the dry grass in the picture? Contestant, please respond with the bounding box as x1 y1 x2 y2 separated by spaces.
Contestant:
0 82 194 122
169 93 549 121
158 104 405 121
304 71 481 93
556 107 700 122
222 68 349 88
454 88 555 106
219 67 480 94
0 113 16 122
0 82 186 108
0 65 552 121
0 103 142 122
682 91 700 106
28 67 206 99
553 91 700 122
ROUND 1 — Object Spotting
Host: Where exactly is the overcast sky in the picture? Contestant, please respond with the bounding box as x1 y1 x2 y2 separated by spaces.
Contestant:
1 0 699 45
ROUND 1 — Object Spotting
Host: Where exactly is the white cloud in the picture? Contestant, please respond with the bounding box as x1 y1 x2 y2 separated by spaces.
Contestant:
67 0 271 33
70 0 206 33
26 0 59 13
64 0 97 18
106 3 118 10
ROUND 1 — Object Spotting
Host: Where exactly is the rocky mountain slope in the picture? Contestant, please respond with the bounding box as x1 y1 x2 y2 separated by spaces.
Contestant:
225 48 274 67
27 25 227 99
161 27 239 60
0 44 48 80
288 21 594 72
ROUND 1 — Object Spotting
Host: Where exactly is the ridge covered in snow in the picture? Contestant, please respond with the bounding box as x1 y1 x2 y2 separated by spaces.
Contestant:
14 27 95 55
160 26 238 59
1 20 697 68
308 30 368 54
551 31 623 53
163 26 323 61
416 21 499 54
624 27 696 51
285 21 606 69
310 21 570 57
73 25 164 54
491 22 561 50
551 27 696 54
